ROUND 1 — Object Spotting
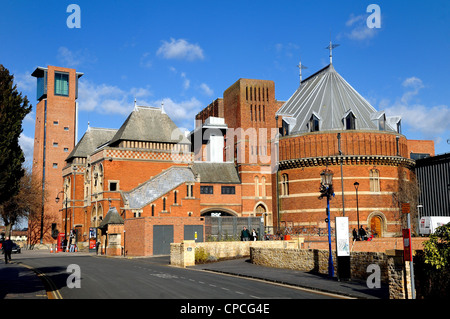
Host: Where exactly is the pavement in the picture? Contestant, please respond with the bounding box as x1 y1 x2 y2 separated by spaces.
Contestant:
1 250 389 299
191 258 389 299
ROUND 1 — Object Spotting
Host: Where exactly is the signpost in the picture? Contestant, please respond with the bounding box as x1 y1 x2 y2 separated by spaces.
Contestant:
335 217 351 281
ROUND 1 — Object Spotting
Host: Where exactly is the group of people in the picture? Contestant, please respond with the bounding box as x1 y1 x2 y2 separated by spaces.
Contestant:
352 226 370 241
240 226 258 241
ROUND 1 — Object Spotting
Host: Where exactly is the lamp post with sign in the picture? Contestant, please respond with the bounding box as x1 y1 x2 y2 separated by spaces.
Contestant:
319 168 335 278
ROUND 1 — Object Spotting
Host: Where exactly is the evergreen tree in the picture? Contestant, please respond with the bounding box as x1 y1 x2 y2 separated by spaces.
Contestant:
0 64 32 205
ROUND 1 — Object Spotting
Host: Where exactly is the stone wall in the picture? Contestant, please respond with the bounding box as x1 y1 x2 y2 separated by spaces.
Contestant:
250 247 389 284
250 247 417 299
170 238 304 267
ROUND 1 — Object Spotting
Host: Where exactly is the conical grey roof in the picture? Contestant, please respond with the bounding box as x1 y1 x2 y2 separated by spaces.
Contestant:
276 64 398 134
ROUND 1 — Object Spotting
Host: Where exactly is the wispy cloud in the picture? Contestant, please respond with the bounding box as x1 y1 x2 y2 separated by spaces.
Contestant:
156 38 204 61
77 80 152 115
340 13 379 41
57 46 97 67
199 83 213 96
19 133 34 166
384 76 450 141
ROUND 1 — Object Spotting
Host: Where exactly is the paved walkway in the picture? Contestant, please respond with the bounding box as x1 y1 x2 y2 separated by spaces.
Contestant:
192 258 389 299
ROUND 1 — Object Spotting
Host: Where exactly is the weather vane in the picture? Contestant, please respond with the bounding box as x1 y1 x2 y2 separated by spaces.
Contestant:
325 40 340 64
296 59 308 85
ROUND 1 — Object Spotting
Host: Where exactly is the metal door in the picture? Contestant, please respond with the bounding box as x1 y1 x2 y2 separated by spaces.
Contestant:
184 225 204 242
153 225 173 255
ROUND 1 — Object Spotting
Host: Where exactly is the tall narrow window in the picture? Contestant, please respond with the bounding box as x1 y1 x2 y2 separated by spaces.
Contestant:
151 205 155 216
54 72 69 96
255 176 260 197
345 112 356 130
281 174 289 196
378 114 386 131
309 114 320 132
261 176 266 197
370 169 380 192
163 197 166 211
174 191 178 204
250 105 253 121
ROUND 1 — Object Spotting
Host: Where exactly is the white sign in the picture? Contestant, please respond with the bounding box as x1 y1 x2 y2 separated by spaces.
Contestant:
335 217 350 257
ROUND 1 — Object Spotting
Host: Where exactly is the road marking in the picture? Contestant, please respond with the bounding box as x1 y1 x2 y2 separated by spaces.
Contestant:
20 263 63 299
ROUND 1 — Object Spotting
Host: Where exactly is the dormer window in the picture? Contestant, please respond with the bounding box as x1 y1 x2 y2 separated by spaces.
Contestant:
378 114 386 131
371 111 387 131
309 113 320 132
344 111 356 130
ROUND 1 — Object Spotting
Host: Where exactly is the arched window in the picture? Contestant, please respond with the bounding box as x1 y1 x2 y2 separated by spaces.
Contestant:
370 169 380 192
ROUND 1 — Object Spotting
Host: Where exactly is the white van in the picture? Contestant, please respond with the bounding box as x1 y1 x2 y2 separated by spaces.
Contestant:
419 216 450 236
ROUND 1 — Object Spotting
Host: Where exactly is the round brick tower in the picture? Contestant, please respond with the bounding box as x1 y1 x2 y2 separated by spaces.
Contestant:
274 63 415 238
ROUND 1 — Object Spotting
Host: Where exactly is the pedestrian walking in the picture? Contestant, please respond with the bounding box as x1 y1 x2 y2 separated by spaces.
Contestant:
359 226 367 241
352 228 358 241
241 226 251 241
3 237 13 264
251 228 258 241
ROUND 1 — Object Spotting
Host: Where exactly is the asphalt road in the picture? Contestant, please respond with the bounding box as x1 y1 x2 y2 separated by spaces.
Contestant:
14 251 341 300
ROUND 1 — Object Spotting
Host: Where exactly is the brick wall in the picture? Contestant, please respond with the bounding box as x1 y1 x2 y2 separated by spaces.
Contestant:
124 216 205 256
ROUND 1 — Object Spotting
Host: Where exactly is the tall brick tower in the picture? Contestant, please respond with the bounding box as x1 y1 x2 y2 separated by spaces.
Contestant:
31 66 83 243
222 79 282 231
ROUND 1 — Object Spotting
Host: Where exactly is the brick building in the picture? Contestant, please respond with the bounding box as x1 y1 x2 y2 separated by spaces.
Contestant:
274 62 434 237
33 58 434 254
30 66 83 243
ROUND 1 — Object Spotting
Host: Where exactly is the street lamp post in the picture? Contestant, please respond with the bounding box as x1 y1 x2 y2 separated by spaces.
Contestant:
354 182 360 240
55 190 68 252
319 168 335 278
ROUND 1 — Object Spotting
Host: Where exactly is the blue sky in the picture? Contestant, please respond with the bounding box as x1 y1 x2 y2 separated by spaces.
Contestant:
1 0 450 165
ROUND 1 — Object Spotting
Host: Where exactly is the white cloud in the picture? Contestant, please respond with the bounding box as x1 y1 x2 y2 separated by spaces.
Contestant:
384 76 450 140
19 133 34 165
77 80 152 115
181 72 190 90
57 46 96 67
14 71 35 93
401 77 424 104
199 83 213 96
341 13 379 41
140 52 152 68
153 97 203 128
156 38 204 61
